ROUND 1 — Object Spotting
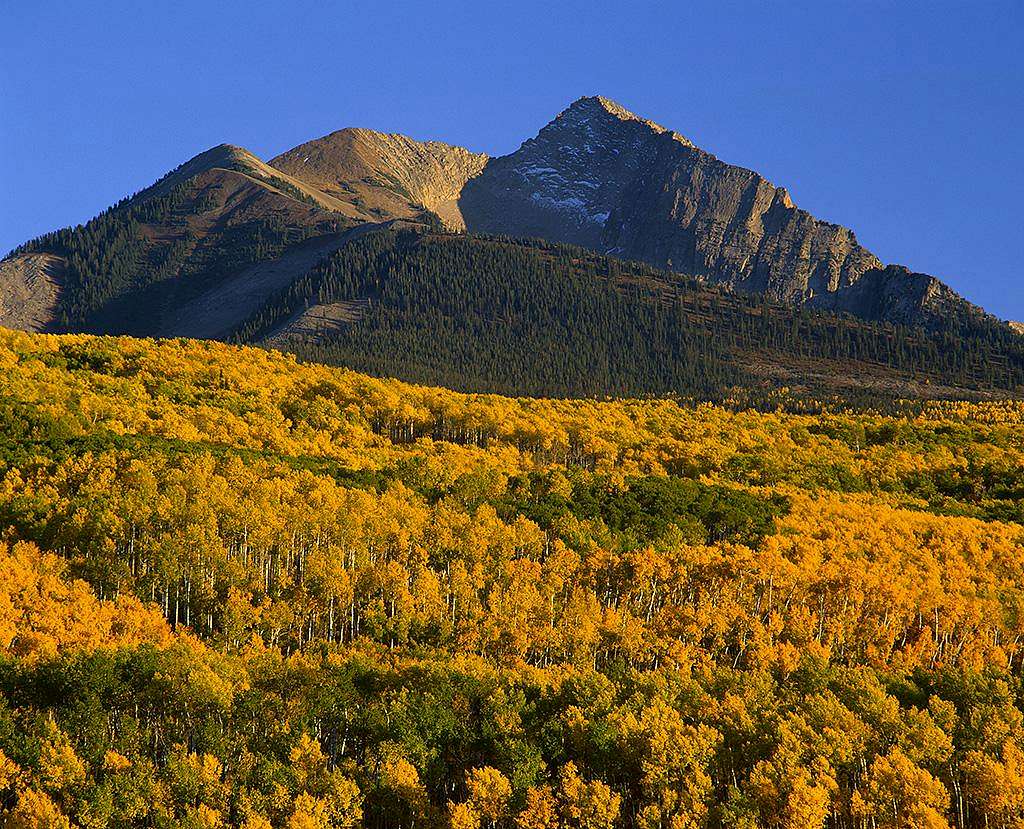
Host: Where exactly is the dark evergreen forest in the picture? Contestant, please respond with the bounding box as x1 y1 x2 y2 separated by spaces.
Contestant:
232 231 1024 401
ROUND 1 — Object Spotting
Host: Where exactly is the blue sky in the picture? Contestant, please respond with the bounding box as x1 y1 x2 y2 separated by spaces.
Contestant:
3 0 1022 319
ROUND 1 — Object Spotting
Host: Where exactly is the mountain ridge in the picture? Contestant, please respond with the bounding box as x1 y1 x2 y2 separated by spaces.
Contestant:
1 95 1018 404
255 94 1000 331
3 95 1003 331
456 96 936 325
270 128 488 229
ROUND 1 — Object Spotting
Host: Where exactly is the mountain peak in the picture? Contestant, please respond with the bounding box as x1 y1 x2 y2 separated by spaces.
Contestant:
461 96 892 310
123 143 264 205
177 143 259 174
571 95 657 124
270 127 488 228
556 96 693 148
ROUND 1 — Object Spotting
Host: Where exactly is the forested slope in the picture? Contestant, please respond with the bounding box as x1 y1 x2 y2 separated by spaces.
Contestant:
236 231 1024 403
2 330 1024 827
4 145 351 334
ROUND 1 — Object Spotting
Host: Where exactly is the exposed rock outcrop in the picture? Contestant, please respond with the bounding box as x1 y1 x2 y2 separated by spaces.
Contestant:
271 129 488 229
458 96 984 328
0 252 64 332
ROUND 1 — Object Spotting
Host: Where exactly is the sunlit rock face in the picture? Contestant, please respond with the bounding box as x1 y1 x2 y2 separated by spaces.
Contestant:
272 128 489 229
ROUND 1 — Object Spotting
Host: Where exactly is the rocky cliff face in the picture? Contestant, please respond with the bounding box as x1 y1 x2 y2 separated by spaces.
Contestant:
258 96 998 329
459 97 981 327
459 96 684 250
271 129 488 229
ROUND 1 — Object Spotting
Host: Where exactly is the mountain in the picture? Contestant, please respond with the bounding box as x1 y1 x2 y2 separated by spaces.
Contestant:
1 96 1019 403
457 96 986 328
270 128 488 229
264 96 998 332
2 143 354 335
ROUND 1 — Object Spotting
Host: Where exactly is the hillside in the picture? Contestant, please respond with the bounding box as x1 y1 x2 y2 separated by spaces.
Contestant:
10 184 1022 404
270 128 489 229
232 230 1024 403
3 144 355 334
2 329 1024 827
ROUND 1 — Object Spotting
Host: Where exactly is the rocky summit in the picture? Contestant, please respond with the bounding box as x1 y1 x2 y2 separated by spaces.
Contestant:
259 95 993 328
458 97 979 327
460 96 688 251
271 128 488 230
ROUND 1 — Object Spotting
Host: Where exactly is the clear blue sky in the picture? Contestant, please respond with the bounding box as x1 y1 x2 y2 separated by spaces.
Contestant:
3 0 1022 319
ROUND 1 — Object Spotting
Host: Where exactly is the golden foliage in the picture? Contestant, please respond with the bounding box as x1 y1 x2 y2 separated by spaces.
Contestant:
2 330 1024 829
